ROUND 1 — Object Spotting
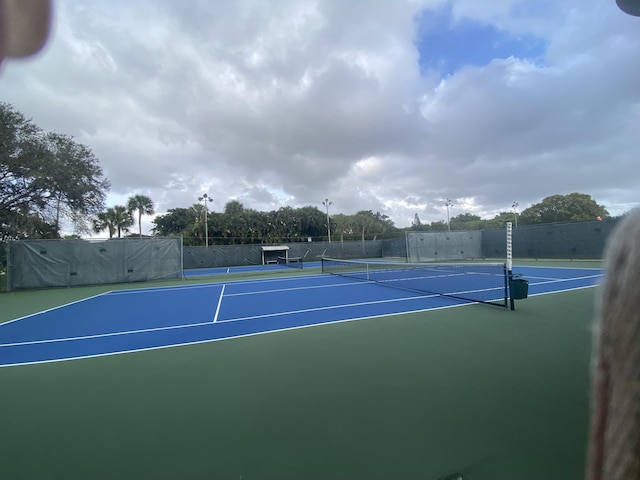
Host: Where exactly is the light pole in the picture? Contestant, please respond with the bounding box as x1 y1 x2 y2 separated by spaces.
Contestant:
322 198 332 243
445 198 453 232
512 202 519 228
198 193 213 247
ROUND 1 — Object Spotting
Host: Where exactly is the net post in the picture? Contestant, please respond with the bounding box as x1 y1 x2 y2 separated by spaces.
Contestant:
506 222 514 310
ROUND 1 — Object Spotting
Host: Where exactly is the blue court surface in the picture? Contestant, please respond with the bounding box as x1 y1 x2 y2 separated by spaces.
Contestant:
0 266 603 368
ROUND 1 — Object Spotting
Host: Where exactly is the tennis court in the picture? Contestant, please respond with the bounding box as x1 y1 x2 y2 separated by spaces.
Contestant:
0 262 603 479
0 264 601 368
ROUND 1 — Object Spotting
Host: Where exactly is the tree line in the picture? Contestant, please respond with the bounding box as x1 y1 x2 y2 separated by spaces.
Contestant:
1 102 614 247
411 192 610 232
149 192 611 246
152 201 396 246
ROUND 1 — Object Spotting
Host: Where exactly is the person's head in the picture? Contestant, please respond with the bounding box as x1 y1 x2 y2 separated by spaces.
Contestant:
587 209 640 480
587 3 640 478
0 0 51 63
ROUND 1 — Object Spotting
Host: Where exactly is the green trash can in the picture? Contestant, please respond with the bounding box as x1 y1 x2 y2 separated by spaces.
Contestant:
510 278 529 300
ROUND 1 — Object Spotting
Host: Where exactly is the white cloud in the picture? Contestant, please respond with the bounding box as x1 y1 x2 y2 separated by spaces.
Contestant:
1 0 638 235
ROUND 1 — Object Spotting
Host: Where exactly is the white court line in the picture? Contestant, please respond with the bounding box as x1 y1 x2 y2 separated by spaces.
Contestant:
1 283 229 327
526 274 603 284
527 284 597 298
0 275 327 332
0 321 215 348
213 284 226 322
0 302 469 369
0 283 601 368
218 292 442 323
223 277 504 305
0 268 600 360
0 291 113 327
102 274 327 296
107 283 222 295
223 280 368 297
0 290 441 348
219 273 329 288
520 265 603 271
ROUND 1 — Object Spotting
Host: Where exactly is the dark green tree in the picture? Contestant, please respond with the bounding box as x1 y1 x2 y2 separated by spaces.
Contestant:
485 212 518 229
429 220 449 232
1 103 109 239
450 213 483 231
520 193 609 225
152 202 399 245
296 206 326 239
352 211 372 241
241 209 265 244
222 200 247 243
351 210 396 241
43 132 110 233
331 213 353 242
152 207 197 237
1 103 51 239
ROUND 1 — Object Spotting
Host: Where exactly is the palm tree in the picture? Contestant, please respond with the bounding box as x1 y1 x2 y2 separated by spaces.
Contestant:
127 194 154 238
93 205 133 238
93 211 116 238
353 211 374 242
331 213 352 242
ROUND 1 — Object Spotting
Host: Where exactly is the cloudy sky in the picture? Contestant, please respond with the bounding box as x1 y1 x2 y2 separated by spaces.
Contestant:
2 0 639 234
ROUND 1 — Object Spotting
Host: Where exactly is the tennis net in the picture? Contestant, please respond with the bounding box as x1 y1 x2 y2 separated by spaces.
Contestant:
321 258 508 307
277 256 304 269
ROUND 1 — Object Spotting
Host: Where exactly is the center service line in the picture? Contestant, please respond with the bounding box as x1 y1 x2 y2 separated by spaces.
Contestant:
213 284 226 323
